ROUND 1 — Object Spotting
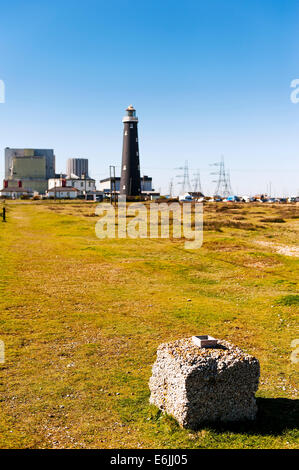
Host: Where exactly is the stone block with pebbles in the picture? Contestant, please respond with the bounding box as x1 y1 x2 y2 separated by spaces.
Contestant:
149 337 260 429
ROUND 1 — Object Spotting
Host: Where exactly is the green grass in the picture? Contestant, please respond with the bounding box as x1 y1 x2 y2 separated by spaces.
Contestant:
276 295 299 306
0 200 298 449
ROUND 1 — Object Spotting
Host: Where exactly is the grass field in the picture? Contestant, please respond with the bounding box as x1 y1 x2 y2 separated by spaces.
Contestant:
0 200 298 449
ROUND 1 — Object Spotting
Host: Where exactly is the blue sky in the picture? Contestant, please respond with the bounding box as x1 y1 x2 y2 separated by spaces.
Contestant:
0 0 298 195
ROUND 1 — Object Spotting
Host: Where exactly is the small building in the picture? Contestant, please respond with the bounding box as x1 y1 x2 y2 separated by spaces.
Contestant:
99 175 154 196
0 186 34 199
48 176 96 196
46 186 79 199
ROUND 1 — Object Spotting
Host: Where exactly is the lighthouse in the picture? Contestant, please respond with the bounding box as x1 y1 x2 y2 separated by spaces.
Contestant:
120 105 141 196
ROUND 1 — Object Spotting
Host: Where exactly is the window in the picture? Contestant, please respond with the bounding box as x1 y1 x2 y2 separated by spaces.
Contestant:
124 131 128 136
81 182 83 187
130 123 133 128
136 138 138 142
123 185 126 190
136 152 138 156
123 165 126 170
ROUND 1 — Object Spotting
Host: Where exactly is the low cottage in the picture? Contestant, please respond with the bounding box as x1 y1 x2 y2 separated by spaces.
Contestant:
46 186 79 199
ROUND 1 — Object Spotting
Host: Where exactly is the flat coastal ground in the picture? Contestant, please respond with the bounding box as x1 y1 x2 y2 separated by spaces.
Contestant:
0 200 298 448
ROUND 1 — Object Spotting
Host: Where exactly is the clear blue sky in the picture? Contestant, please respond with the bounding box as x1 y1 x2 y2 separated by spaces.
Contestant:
0 0 299 196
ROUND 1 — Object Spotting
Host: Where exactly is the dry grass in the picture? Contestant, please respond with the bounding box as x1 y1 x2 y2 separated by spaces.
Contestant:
0 200 298 449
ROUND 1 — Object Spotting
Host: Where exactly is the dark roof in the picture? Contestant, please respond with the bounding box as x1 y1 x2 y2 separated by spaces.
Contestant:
53 176 95 181
47 186 79 192
100 176 152 183
189 191 205 197
0 187 32 193
100 177 120 183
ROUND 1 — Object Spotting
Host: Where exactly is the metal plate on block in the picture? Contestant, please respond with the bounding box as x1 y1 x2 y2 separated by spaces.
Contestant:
192 335 218 348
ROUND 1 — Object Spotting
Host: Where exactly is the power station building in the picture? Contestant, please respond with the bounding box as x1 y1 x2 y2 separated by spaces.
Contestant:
4 148 55 193
66 158 89 178
1 148 98 198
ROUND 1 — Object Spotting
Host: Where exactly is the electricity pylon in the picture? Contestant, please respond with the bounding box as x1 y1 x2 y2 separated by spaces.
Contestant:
168 178 174 198
192 170 203 194
210 156 233 197
176 160 192 194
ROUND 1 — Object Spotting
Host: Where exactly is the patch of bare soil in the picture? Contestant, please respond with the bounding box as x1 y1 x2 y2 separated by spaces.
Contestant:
255 240 299 257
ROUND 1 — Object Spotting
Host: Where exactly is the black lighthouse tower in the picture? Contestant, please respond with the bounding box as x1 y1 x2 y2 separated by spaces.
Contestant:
120 105 141 196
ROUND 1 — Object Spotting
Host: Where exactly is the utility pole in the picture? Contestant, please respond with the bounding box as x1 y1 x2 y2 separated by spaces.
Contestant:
109 165 116 207
2 205 6 222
